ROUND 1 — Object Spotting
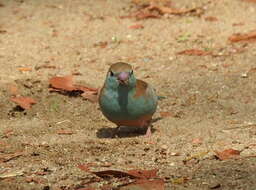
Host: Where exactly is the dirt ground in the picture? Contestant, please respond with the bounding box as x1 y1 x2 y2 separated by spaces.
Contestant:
1 0 256 189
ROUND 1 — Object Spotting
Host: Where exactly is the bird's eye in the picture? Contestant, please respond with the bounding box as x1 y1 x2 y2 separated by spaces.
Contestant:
110 71 114 77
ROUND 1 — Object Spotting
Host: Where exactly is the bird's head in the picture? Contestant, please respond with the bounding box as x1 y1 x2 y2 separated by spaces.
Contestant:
105 62 136 89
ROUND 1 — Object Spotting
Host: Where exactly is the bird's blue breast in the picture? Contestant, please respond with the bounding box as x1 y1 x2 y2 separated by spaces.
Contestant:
99 86 157 122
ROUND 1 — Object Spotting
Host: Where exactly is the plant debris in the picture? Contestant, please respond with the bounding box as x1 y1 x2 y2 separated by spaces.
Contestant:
215 149 241 160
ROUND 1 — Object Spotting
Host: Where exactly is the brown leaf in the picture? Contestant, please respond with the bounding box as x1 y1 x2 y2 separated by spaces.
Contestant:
57 130 74 135
228 30 256 43
49 76 98 95
119 179 164 190
10 97 37 110
49 75 76 91
215 149 240 160
205 16 218 22
177 49 211 56
129 24 144 29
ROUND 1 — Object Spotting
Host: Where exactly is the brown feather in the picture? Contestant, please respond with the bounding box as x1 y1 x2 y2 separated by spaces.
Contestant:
109 62 132 73
134 79 148 98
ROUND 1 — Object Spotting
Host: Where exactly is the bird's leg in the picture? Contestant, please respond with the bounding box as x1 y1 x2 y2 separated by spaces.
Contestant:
145 125 152 138
144 120 152 138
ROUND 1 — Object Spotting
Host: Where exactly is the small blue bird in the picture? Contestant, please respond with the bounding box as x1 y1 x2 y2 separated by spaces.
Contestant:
99 62 158 137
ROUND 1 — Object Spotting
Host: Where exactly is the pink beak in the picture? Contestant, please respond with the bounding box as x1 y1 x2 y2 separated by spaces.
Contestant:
118 72 129 84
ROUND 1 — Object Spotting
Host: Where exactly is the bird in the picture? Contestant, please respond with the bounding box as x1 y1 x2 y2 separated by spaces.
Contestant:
99 62 158 137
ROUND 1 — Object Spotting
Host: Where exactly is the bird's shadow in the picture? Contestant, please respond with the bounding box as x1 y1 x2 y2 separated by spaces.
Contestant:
96 117 162 138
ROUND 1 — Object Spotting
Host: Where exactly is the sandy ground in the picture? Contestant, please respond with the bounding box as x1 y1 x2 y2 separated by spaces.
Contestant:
1 0 256 189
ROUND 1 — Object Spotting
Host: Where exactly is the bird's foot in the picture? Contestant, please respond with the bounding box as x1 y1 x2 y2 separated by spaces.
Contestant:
113 126 120 138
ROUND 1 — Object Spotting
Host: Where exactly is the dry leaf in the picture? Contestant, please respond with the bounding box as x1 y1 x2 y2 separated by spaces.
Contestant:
129 24 144 29
49 76 98 95
215 149 240 160
10 97 37 110
177 49 211 56
49 75 76 91
228 30 256 43
119 179 164 190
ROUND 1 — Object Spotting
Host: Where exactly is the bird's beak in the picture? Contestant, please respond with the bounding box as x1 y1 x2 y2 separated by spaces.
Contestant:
118 72 129 85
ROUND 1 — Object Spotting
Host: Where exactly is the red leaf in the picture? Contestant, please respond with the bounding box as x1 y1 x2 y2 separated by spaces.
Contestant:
215 149 240 160
49 76 98 95
49 75 76 91
177 49 211 56
119 179 164 190
228 30 256 43
10 97 36 110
